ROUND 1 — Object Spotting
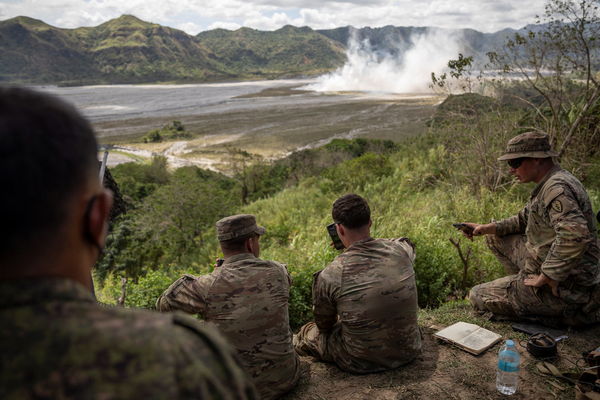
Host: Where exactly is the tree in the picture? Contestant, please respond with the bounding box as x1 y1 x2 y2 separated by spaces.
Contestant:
111 155 170 204
226 147 263 204
487 0 600 160
98 165 240 304
134 166 239 264
431 53 478 94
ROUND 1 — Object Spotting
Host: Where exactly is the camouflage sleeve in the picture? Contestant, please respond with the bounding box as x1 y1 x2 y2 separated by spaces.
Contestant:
312 262 342 333
391 237 416 262
541 189 594 281
495 204 529 237
170 313 258 399
156 274 215 316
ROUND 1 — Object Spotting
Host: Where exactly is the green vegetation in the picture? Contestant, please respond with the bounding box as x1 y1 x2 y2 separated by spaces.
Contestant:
0 13 561 86
142 120 189 143
97 85 600 327
93 0 600 330
196 25 346 78
0 15 346 85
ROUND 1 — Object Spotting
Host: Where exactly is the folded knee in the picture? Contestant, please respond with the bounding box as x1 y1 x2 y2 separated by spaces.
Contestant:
468 285 485 310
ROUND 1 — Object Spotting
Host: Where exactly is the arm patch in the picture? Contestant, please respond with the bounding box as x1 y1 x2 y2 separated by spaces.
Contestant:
542 186 565 209
551 199 563 213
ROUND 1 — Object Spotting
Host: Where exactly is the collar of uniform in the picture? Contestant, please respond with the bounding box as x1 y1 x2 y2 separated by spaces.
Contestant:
222 252 257 266
345 236 375 251
530 164 562 199
0 277 95 309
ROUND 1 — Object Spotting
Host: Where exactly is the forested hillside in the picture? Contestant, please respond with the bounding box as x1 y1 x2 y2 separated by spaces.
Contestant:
0 15 346 85
1 14 525 85
96 94 600 328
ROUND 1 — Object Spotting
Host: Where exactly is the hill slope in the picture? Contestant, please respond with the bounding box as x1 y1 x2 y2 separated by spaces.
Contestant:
0 15 543 85
0 15 347 85
196 25 346 78
0 16 97 84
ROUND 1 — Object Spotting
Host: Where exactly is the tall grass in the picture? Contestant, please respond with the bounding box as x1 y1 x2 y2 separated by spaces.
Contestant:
97 101 600 329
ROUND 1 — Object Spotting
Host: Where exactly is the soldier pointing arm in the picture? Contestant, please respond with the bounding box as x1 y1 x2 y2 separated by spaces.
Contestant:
462 132 600 326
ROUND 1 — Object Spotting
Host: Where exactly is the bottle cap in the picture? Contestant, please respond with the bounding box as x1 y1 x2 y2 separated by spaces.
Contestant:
506 339 515 346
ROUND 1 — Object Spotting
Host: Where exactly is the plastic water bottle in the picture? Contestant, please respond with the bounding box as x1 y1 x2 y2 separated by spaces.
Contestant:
496 340 520 395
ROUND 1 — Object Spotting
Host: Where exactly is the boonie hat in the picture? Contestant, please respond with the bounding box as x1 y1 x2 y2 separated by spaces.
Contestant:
216 214 266 241
498 131 558 161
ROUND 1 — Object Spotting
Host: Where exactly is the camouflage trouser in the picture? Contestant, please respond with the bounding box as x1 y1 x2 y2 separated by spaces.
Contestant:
484 233 530 275
469 234 600 326
293 322 333 362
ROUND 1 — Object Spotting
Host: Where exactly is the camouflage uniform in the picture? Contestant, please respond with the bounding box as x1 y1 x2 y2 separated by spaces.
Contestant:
157 215 300 400
295 237 422 374
0 278 257 400
469 134 600 326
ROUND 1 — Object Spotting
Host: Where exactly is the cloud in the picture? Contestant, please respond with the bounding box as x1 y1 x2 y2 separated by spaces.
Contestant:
207 21 242 31
0 0 547 33
175 21 204 35
243 11 302 30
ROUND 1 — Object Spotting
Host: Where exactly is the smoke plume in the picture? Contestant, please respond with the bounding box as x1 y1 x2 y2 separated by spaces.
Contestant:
306 28 462 94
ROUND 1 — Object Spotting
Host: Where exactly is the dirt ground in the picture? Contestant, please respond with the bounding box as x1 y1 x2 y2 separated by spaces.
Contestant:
282 304 600 400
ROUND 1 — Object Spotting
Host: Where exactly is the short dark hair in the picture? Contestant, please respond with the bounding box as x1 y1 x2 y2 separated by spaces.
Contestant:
332 194 370 229
0 86 98 259
219 233 257 253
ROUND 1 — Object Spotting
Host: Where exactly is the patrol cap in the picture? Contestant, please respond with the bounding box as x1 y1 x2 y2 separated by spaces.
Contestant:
498 131 558 161
216 214 266 242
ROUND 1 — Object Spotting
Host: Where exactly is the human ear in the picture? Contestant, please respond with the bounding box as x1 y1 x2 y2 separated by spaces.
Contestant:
245 237 254 253
336 224 345 238
85 189 113 249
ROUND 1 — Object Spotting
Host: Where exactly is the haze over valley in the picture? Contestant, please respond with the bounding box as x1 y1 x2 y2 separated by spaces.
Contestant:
0 14 528 171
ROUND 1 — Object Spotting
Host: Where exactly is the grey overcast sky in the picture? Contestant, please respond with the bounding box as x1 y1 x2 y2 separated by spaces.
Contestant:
0 0 547 34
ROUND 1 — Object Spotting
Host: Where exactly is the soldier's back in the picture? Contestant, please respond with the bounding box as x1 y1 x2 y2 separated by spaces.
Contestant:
0 278 256 400
327 237 421 373
205 253 300 400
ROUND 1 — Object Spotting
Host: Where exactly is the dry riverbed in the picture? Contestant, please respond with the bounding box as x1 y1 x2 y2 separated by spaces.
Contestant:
96 86 441 171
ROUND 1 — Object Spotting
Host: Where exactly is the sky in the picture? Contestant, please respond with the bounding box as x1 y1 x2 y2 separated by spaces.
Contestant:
0 0 547 35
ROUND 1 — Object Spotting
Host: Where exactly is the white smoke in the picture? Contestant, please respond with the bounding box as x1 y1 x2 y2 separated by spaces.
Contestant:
306 29 463 94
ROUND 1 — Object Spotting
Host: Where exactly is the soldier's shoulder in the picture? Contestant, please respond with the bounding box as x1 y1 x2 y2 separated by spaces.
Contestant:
547 168 585 189
323 255 345 274
92 303 212 343
262 258 287 269
379 237 415 249
542 169 585 206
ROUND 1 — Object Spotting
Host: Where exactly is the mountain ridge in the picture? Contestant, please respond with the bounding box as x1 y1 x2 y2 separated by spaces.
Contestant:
0 15 522 85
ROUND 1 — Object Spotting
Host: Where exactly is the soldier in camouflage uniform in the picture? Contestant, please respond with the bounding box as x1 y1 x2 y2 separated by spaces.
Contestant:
157 214 300 400
0 87 256 399
294 194 422 373
465 132 600 326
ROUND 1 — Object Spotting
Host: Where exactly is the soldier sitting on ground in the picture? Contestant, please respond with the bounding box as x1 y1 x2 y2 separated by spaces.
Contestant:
463 131 600 326
0 86 256 399
294 193 422 373
157 214 300 400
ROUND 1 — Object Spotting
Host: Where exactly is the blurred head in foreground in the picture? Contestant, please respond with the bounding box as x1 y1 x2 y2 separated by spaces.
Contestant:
0 86 112 289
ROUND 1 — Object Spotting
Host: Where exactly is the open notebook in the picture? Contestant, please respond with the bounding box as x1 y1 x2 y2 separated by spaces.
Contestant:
434 322 502 355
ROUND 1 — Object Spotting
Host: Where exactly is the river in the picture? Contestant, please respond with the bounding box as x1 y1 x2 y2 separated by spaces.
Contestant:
37 79 320 123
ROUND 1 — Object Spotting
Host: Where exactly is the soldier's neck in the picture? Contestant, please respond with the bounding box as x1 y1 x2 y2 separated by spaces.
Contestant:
533 160 557 183
223 250 254 259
